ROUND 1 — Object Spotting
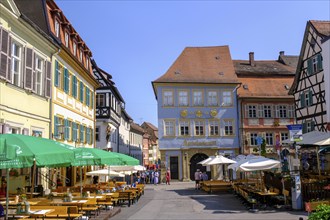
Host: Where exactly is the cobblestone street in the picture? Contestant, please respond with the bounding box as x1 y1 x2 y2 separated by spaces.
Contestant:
110 181 308 220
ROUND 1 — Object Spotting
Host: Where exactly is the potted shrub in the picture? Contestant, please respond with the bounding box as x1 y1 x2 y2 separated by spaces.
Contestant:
308 204 330 220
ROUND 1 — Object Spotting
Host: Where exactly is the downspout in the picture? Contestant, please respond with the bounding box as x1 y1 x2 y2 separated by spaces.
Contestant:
233 84 242 154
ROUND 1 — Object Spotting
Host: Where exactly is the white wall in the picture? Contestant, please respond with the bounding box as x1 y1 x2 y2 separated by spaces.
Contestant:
322 39 330 125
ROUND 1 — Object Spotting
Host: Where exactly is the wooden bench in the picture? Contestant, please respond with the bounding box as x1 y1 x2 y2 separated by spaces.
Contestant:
118 191 133 207
29 205 82 219
201 181 232 193
81 198 100 218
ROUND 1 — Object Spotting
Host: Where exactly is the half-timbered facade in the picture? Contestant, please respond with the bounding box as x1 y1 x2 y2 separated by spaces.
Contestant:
92 59 124 152
141 122 159 167
289 20 330 133
235 52 298 155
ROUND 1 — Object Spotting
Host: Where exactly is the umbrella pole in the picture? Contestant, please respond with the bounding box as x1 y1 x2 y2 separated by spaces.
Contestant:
80 166 83 197
6 169 9 220
316 146 321 176
30 160 36 199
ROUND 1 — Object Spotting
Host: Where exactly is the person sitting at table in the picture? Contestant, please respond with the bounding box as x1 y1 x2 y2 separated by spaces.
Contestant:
131 181 138 188
0 181 6 198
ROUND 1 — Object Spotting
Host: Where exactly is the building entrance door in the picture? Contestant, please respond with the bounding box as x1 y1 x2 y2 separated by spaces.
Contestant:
189 153 208 180
170 156 178 179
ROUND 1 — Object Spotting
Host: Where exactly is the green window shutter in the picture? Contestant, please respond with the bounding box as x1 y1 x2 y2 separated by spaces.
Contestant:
54 116 59 138
86 128 90 144
54 60 59 87
309 90 313 105
64 119 68 140
73 76 77 98
64 68 70 93
307 59 313 75
91 92 94 108
311 121 315 131
302 122 307 134
300 93 305 108
71 75 75 96
80 124 84 143
80 82 84 102
317 54 323 71
72 122 77 141
90 128 93 145
86 88 90 106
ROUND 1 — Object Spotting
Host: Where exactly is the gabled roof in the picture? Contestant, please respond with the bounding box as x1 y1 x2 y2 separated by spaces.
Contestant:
142 122 158 131
153 46 238 84
130 123 145 134
278 55 299 69
310 20 330 36
237 77 294 98
234 60 296 76
289 20 330 95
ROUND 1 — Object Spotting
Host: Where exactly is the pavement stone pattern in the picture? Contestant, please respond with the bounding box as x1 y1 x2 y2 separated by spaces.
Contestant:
105 181 308 220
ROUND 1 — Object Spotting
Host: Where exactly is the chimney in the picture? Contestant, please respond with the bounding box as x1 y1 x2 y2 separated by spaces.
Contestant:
249 52 255 66
279 51 285 56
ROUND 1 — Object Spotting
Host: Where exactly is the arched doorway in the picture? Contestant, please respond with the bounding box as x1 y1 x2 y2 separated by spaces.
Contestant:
189 153 208 180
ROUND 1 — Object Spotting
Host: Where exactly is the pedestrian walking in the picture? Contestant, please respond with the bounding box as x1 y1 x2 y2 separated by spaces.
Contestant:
194 169 201 190
166 168 171 185
154 170 159 185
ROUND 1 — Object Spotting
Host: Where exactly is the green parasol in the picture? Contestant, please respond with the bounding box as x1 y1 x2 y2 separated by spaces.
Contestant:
110 152 139 165
0 134 75 169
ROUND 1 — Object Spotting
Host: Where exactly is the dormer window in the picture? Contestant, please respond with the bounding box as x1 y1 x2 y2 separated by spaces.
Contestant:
64 32 69 47
86 55 89 69
54 20 60 37
79 49 83 62
73 42 77 56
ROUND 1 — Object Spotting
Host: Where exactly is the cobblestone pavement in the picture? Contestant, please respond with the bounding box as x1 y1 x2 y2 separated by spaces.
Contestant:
109 181 308 220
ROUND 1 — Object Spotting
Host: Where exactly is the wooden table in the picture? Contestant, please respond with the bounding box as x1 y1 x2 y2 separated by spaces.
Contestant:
5 208 54 219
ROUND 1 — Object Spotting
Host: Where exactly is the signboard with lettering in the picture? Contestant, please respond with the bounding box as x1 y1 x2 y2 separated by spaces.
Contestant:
287 124 303 142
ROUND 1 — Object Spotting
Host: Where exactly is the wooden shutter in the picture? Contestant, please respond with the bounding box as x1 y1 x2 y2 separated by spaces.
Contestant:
72 122 77 141
86 88 90 106
54 60 59 87
246 133 251 146
300 93 305 108
0 29 11 80
80 124 84 143
22 128 29 135
90 128 93 145
302 122 307 134
64 68 69 93
258 105 263 118
309 90 313 105
311 121 315 131
24 48 34 90
317 54 323 71
307 58 313 75
91 91 94 109
45 61 52 98
54 116 59 138
244 105 249 118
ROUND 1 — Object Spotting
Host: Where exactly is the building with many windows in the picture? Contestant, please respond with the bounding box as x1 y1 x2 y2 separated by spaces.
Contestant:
289 20 330 132
235 51 298 155
141 122 159 168
118 109 132 155
0 0 59 193
129 122 144 164
152 46 240 181
92 59 124 152
45 0 100 186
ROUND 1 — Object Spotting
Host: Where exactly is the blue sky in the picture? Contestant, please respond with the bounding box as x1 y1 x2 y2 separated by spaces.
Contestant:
55 0 329 127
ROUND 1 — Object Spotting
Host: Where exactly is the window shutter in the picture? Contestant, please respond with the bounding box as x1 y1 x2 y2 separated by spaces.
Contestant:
64 119 68 140
300 93 305 108
54 60 59 87
45 61 52 98
91 92 94 109
307 58 313 75
258 105 263 118
80 81 84 103
72 122 77 141
80 124 84 143
317 54 323 71
246 133 251 146
309 90 313 105
71 75 75 96
24 48 34 90
64 68 69 93
0 29 11 80
90 128 93 145
54 116 58 138
86 127 90 144
244 105 249 118
275 105 279 118
22 128 29 135
311 121 315 131
86 88 90 106
302 122 307 134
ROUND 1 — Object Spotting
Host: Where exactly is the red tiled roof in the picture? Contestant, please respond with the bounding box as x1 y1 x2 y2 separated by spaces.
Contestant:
238 77 294 98
310 20 330 36
153 46 238 84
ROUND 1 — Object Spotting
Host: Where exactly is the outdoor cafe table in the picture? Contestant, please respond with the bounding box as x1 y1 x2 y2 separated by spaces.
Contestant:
5 208 54 219
0 200 41 207
50 199 88 211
